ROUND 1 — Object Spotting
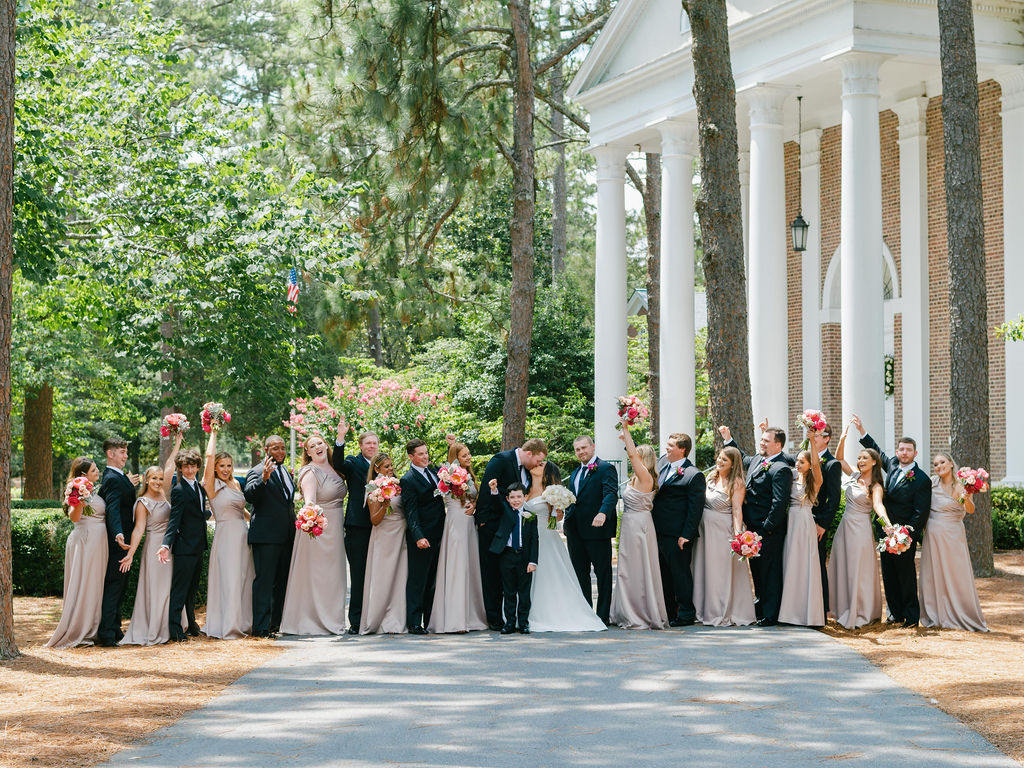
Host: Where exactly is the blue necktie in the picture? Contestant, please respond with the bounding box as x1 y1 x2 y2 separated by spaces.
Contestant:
511 514 522 549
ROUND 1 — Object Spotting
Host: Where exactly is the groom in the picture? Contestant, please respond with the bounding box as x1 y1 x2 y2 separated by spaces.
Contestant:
563 435 618 624
401 439 447 634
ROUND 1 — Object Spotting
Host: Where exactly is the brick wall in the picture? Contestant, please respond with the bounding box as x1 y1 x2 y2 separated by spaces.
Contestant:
821 323 842 426
785 140 802 436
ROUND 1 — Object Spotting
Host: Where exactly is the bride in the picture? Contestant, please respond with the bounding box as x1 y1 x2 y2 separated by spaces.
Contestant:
525 459 607 632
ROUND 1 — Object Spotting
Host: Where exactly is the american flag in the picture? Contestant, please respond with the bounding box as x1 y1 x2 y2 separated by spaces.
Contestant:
287 266 300 303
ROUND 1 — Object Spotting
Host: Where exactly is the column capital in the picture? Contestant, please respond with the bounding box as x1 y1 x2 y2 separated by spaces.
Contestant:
593 145 628 181
656 120 697 158
996 65 1024 114
835 52 886 98
892 96 929 141
747 85 787 129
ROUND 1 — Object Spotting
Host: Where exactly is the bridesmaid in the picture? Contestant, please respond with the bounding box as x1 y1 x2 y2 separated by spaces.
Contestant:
827 419 888 629
610 424 667 630
428 437 487 633
360 453 408 635
202 430 255 639
46 457 109 648
121 434 183 646
692 445 756 627
918 453 987 631
280 428 348 635
779 441 826 627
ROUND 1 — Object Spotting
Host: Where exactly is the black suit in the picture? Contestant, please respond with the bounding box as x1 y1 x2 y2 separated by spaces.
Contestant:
163 476 209 640
651 458 706 623
333 444 372 630
489 502 539 629
401 465 447 630
98 466 138 643
813 449 842 615
860 433 932 624
564 458 618 623
476 449 532 627
245 463 296 634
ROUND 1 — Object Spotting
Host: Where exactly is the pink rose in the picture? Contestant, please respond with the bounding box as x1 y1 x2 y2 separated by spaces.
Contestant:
161 426 170 437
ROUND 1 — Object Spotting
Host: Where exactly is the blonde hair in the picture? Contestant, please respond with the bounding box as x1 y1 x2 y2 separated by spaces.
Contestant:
796 450 820 506
635 444 659 491
709 446 745 501
138 465 164 498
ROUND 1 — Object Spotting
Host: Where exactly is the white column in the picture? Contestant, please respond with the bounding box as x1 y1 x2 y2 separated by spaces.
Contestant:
739 148 751 279
747 86 789 430
999 69 1024 483
593 146 629 472
893 96 930 461
658 122 697 442
800 128 823 412
839 53 886 436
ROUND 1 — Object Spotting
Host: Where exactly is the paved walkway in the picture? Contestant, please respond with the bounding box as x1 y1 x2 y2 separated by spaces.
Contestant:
103 626 1016 768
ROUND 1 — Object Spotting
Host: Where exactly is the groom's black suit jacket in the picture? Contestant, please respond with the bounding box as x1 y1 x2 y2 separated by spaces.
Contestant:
651 458 705 541
100 467 138 544
163 476 209 555
477 449 531 530
860 433 931 536
400 465 446 544
564 459 618 540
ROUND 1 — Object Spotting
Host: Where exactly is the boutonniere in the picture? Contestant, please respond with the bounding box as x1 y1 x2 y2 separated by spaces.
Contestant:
760 458 770 471
675 465 685 477
586 462 597 472
904 469 916 482
819 455 827 465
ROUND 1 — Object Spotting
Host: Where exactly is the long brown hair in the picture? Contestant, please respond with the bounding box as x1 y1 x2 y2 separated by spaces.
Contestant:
796 450 819 506
708 446 745 501
446 441 479 486
301 434 333 466
63 457 95 516
859 448 885 494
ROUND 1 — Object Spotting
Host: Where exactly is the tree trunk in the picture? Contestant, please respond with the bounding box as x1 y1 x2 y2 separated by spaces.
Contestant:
683 0 753 452
501 0 536 450
368 299 384 366
158 316 174 467
550 59 567 281
643 153 662 448
23 383 53 499
938 0 992 576
0 0 19 660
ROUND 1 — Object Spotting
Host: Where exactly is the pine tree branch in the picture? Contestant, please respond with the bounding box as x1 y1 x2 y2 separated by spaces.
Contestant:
418 194 463 254
494 136 515 166
442 43 510 68
533 84 588 132
625 161 645 197
533 11 610 77
458 79 514 106
461 25 512 36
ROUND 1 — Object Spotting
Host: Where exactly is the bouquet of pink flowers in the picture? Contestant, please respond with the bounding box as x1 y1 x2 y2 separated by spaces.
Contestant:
64 477 95 515
957 467 990 495
160 412 190 437
730 530 762 559
201 402 232 433
367 475 401 505
295 504 327 539
616 394 649 429
435 464 471 499
878 524 914 555
797 409 827 449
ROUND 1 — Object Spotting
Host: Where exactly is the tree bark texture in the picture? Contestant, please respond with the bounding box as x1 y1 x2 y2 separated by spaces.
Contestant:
23 383 53 500
368 299 384 367
643 153 662 448
501 0 536 449
938 0 992 576
550 59 567 281
0 0 19 660
683 0 753 452
158 315 174 467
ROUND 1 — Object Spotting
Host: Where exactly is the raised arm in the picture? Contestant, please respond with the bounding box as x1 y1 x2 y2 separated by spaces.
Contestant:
718 425 752 464
854 414 891 467
836 422 855 476
870 483 891 527
619 426 653 492
161 432 183 502
332 416 349 476
202 431 217 498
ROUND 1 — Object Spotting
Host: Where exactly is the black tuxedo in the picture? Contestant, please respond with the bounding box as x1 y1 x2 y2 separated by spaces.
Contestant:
813 450 842 614
860 432 932 624
728 442 792 623
489 503 539 630
564 458 618 623
164 476 210 639
98 466 139 643
245 462 296 634
333 444 372 630
651 458 706 623
401 465 447 630
476 448 532 627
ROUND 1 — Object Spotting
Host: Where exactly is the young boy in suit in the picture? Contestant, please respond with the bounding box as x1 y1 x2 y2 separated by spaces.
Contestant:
489 482 538 634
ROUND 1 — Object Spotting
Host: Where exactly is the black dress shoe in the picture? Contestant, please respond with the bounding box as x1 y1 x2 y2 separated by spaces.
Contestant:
488 622 504 632
669 618 695 627
170 634 189 643
500 625 516 635
756 618 779 627
96 638 119 648
409 626 428 635
346 627 359 635
901 619 919 628
187 625 201 637
518 626 530 635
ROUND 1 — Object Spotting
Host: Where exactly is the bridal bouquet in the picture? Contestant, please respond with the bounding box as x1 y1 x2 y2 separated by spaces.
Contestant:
797 409 827 450
64 477 95 515
541 484 576 530
201 402 232 432
878 524 914 555
435 465 471 499
615 394 648 429
730 530 762 559
160 412 190 437
957 466 990 495
295 504 327 539
367 475 401 506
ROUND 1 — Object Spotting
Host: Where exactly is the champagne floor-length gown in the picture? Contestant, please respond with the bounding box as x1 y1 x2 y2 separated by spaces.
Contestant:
779 480 825 627
428 477 487 633
280 463 348 635
610 484 667 629
202 481 255 639
692 483 756 627
360 497 409 635
122 497 179 646
46 496 109 648
919 480 987 631
827 473 882 629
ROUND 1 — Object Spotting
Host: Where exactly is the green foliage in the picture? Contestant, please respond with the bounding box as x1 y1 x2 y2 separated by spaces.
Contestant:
994 315 1024 342
991 486 1024 549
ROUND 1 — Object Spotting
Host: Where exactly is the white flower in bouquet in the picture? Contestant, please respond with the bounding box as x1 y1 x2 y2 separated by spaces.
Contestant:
541 484 576 511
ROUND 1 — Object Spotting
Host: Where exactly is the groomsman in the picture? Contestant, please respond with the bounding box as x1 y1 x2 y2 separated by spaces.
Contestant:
333 426 378 635
564 435 618 624
813 425 843 618
856 416 931 627
401 439 447 634
245 435 296 638
476 438 548 630
722 425 793 626
97 436 138 646
159 449 209 642
651 433 705 626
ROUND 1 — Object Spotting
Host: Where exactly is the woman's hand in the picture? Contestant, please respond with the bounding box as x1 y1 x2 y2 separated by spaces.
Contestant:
464 499 476 516
118 553 134 573
335 414 349 443
718 425 732 443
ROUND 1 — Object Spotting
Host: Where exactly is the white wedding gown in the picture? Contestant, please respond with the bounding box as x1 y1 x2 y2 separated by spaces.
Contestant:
526 498 607 632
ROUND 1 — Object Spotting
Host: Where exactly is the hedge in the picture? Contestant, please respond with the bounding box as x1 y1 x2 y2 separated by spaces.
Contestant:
12 508 215 618
992 486 1024 549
